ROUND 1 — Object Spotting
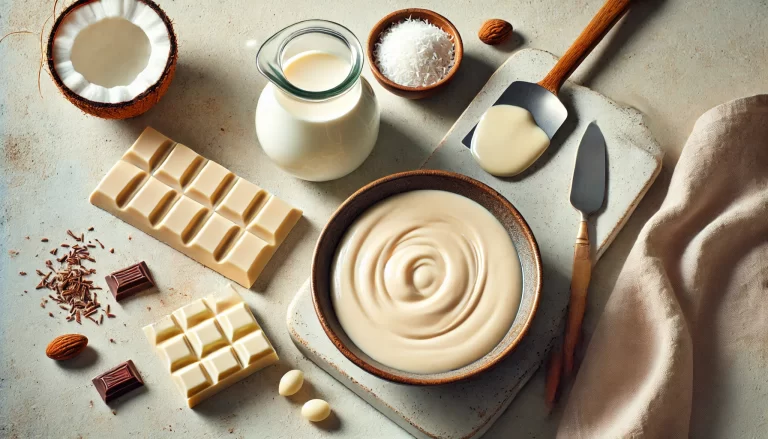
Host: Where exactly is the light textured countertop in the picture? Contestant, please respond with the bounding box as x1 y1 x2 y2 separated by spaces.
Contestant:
1 1 766 438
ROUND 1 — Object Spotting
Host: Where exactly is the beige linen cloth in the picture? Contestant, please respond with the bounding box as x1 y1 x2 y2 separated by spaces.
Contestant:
557 95 768 438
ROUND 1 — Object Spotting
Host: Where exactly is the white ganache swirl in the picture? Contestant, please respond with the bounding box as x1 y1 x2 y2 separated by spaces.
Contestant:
331 190 522 374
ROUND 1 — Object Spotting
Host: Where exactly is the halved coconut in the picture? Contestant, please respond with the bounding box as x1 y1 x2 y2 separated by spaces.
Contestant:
46 0 178 119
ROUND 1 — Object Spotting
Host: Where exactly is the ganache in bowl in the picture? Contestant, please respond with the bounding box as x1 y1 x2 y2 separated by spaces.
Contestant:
311 170 542 385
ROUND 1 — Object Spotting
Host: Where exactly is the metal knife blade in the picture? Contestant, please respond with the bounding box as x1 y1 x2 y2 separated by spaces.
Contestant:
570 122 606 215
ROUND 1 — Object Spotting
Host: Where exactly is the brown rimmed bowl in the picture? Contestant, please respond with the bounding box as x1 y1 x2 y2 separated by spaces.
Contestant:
311 170 542 385
367 8 463 99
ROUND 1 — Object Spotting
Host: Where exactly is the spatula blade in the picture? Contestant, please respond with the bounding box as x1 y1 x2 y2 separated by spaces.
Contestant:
570 122 606 215
462 81 568 147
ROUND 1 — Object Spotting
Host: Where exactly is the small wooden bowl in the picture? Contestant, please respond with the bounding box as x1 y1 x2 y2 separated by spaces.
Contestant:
311 170 542 385
367 9 463 99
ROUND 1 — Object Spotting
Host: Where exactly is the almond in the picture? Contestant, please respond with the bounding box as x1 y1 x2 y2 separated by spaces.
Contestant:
46 334 88 361
478 19 513 45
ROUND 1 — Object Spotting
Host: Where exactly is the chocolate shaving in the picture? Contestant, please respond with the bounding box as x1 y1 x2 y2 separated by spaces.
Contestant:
61 243 70 248
67 229 83 242
50 248 58 255
41 238 49 242
87 244 96 248
19 271 27 276
109 248 115 254
94 239 105 249
88 226 94 231
48 312 54 317
36 269 45 276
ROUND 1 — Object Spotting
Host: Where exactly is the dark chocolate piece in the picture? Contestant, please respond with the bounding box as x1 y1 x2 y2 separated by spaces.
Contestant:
92 360 144 404
105 261 155 301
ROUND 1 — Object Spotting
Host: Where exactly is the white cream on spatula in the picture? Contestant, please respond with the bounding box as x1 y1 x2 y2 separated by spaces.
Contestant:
471 105 550 177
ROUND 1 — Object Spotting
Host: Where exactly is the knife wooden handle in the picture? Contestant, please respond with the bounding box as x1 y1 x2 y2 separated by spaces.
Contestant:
538 0 632 95
563 219 591 376
544 339 564 410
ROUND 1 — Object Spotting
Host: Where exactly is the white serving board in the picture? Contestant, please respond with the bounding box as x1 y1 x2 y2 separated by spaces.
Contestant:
288 49 663 439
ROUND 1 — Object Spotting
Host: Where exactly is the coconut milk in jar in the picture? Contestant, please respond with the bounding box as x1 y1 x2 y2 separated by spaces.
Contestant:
255 20 380 182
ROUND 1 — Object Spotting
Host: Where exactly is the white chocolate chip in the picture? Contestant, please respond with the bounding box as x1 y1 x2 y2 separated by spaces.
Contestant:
278 369 304 396
301 399 331 422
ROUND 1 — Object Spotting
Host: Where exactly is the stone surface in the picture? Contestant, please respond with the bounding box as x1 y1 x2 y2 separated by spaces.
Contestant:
288 48 661 439
1 0 767 438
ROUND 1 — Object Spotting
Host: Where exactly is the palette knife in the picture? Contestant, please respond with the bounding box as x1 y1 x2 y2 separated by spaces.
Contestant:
563 122 607 375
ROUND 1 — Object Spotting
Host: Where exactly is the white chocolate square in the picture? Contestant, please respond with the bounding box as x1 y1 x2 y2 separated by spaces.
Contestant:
125 177 178 226
233 330 275 367
201 347 242 384
172 299 213 331
173 363 211 398
122 127 174 172
186 319 227 358
185 161 235 208
158 334 196 372
89 160 147 209
216 179 266 226
157 196 209 245
204 283 242 314
223 232 271 287
143 315 182 346
246 196 302 245
154 143 206 191
216 302 259 342
189 213 239 262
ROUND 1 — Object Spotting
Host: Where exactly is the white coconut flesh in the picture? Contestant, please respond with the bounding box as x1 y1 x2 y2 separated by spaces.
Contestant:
52 0 171 104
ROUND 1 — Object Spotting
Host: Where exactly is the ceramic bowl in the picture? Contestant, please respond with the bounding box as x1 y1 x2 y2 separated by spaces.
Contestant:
311 170 542 385
367 8 463 99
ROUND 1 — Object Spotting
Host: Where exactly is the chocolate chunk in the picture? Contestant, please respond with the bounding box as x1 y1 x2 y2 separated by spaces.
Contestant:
92 360 144 404
105 261 155 301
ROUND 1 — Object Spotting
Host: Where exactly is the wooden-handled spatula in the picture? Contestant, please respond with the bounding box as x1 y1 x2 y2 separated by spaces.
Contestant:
462 0 632 164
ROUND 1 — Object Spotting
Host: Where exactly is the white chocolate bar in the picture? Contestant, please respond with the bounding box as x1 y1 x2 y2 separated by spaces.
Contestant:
90 127 302 287
143 284 279 408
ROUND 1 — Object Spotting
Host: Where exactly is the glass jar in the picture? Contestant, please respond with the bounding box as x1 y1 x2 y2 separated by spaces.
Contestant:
255 20 380 182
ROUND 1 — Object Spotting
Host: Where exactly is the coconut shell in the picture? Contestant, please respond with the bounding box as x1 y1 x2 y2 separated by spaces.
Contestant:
46 0 178 119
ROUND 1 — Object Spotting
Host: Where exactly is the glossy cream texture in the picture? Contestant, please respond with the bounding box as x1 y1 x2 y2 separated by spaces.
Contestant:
331 190 522 374
471 105 550 177
256 51 380 182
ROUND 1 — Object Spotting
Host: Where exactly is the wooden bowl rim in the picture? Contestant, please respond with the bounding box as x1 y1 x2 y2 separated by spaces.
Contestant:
366 8 464 93
311 169 543 385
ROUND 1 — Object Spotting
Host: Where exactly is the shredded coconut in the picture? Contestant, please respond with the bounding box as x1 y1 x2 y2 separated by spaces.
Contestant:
374 18 455 88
